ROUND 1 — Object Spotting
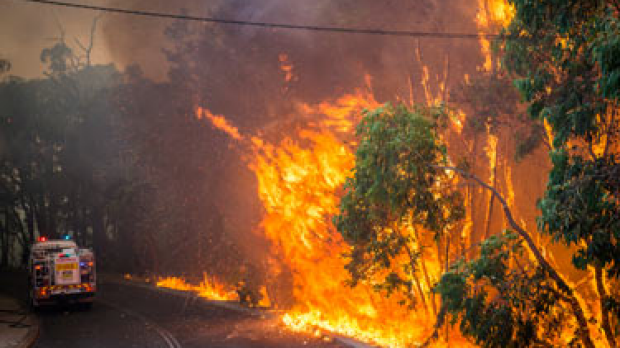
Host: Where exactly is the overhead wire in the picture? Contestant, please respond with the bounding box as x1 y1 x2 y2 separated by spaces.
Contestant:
17 0 501 40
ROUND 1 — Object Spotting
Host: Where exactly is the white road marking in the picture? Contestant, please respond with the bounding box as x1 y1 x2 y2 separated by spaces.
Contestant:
97 298 181 348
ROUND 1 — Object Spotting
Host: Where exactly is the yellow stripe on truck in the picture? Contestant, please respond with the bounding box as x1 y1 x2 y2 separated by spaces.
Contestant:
55 263 78 271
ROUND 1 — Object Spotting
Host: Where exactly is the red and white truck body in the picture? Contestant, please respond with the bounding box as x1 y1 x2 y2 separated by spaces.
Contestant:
29 239 96 308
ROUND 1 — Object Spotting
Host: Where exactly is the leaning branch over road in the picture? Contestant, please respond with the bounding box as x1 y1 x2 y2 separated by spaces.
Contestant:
434 165 595 348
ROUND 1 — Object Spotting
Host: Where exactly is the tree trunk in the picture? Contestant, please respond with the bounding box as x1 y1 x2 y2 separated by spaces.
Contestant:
443 234 450 343
8 207 27 267
414 227 437 316
23 200 36 267
395 225 429 315
48 193 58 238
0 209 8 268
25 203 35 243
468 134 479 260
483 151 499 240
411 266 428 315
91 205 106 259
595 265 616 348
439 165 596 348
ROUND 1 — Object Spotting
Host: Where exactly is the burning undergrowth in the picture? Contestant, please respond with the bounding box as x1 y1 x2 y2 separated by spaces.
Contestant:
157 275 237 302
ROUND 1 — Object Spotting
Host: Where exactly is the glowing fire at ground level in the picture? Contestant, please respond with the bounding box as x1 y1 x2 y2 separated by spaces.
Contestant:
156 276 238 302
156 274 472 348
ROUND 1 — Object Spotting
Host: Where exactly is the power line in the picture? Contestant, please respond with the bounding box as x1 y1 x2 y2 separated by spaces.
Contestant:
18 0 500 40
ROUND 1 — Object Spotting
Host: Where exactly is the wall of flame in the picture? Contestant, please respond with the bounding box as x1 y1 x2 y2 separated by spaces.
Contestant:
157 1 607 347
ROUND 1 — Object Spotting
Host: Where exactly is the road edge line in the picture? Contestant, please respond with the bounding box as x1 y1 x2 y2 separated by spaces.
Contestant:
103 276 265 317
96 298 181 348
16 314 39 348
103 275 378 348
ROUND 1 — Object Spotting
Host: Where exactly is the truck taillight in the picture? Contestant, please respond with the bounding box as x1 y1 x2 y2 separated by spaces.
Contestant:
34 263 48 277
80 260 94 268
80 260 95 283
37 287 50 298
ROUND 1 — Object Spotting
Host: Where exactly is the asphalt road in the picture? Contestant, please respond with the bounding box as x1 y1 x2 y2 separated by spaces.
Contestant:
0 271 345 348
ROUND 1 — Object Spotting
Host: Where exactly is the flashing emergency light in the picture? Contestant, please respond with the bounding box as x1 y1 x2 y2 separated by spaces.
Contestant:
63 235 71 240
39 236 47 242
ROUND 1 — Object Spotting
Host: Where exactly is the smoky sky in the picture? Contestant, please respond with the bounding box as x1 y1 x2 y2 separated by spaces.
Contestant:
0 0 486 213
99 0 484 131
1 1 484 94
1 0 487 269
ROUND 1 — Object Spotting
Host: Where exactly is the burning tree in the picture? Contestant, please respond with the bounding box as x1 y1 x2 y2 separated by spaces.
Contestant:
334 103 464 316
336 0 620 346
338 101 603 346
334 102 565 346
502 0 620 346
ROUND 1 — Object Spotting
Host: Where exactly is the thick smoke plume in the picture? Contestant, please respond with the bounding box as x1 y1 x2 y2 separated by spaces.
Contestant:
102 1 484 274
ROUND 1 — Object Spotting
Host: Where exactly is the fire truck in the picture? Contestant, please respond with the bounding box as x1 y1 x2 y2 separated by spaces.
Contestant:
28 236 96 309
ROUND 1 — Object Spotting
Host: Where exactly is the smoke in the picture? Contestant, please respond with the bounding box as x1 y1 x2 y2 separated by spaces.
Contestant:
101 0 483 102
101 0 486 282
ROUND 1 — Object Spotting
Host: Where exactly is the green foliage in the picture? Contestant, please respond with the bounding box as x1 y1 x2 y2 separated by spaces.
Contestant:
435 231 571 347
503 0 620 278
426 2 620 345
503 1 615 147
334 103 464 304
539 152 620 275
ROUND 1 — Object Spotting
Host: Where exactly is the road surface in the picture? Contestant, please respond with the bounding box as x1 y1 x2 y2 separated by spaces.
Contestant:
0 271 345 348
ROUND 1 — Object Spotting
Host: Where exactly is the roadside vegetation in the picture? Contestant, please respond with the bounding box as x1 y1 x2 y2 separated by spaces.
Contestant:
335 0 620 346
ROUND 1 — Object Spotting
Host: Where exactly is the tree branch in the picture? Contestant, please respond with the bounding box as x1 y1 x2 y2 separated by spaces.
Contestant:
85 15 101 67
392 224 430 315
434 165 596 348
595 265 616 348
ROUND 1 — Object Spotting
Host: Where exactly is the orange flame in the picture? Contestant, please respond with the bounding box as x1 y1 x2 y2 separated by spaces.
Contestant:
157 275 238 302
197 91 473 347
279 53 295 83
183 6 522 342
196 106 243 141
476 0 514 71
